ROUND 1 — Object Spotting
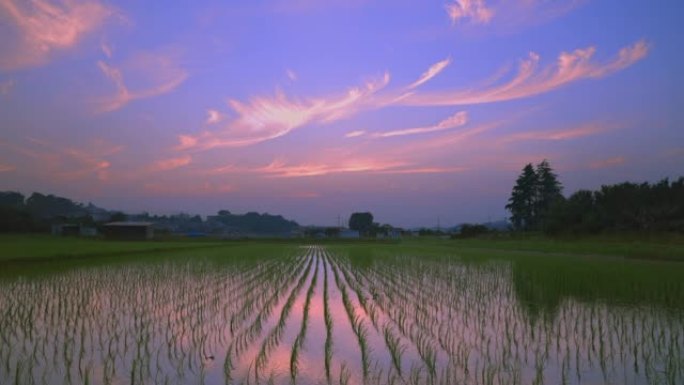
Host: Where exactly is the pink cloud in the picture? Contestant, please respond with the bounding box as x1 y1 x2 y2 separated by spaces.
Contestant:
206 109 224 125
446 0 586 31
345 130 366 138
181 41 645 151
143 181 234 196
369 111 468 138
3 137 123 182
446 0 494 24
402 40 649 106
407 58 451 89
178 73 390 150
250 159 466 178
0 0 113 70
589 156 626 169
149 155 192 172
100 40 113 58
501 122 614 142
97 50 188 112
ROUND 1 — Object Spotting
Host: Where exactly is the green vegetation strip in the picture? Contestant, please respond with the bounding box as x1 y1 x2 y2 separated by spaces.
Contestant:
0 235 225 262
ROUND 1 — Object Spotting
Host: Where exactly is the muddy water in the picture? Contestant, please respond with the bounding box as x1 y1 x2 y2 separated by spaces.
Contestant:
0 246 682 384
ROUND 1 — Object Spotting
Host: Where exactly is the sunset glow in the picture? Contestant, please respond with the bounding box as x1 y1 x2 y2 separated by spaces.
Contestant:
1 0 681 226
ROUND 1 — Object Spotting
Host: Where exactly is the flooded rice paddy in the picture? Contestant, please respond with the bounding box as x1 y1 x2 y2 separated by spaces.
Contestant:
1 245 683 385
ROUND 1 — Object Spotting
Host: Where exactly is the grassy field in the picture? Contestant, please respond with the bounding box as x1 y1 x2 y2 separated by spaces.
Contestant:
2 232 683 263
0 234 226 261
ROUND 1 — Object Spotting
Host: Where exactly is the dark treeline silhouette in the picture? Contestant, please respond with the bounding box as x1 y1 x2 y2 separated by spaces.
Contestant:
0 191 98 232
544 178 684 235
208 210 299 234
0 191 301 235
506 161 684 235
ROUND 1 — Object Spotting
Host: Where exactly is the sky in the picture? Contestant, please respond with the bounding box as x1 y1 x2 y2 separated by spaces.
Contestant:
0 0 682 227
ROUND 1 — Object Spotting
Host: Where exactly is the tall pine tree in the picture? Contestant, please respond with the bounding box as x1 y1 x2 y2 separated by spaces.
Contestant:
506 163 538 231
506 160 563 231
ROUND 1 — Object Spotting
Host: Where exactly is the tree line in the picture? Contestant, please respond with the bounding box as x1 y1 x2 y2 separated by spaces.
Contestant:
507 160 684 235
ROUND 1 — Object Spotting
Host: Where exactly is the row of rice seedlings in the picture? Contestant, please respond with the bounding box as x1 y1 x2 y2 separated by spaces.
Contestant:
329 257 371 379
290 252 320 382
321 254 334 382
0 254 291 385
225 252 311 381
252 252 315 381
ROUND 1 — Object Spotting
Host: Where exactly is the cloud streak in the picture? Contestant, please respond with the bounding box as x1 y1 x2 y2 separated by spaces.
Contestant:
402 40 649 106
446 0 493 24
500 122 614 143
369 111 468 138
97 50 188 112
407 58 451 89
178 73 390 150
2 137 123 182
149 155 192 172
206 159 466 178
0 0 113 70
180 40 646 152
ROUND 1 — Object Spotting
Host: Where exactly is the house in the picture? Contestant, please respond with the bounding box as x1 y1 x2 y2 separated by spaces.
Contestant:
103 222 154 240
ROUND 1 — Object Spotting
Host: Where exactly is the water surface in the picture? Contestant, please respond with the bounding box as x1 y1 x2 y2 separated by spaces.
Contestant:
1 245 682 384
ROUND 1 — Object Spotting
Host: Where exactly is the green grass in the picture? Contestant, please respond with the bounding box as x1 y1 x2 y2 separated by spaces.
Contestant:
0 234 227 261
449 234 684 261
0 234 310 263
327 234 684 262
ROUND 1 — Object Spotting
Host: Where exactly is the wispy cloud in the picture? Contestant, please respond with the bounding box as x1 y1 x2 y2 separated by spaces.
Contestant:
3 137 123 182
501 122 614 143
407 58 451 89
446 0 586 31
255 159 464 178
589 156 625 169
143 181 234 196
148 155 192 172
402 40 649 106
206 109 224 125
178 73 390 150
446 0 494 24
345 130 366 138
181 41 645 151
362 111 468 138
206 159 466 178
100 40 113 58
0 0 113 70
97 50 188 112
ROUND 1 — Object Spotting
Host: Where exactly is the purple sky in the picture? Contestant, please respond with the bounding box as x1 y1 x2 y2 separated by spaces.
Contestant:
0 0 682 227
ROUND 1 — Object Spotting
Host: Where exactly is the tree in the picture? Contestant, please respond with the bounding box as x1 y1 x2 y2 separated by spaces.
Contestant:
349 212 373 236
535 159 563 229
506 160 563 231
506 163 538 231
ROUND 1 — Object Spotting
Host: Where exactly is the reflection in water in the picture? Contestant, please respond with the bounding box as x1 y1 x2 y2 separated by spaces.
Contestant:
0 246 682 384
